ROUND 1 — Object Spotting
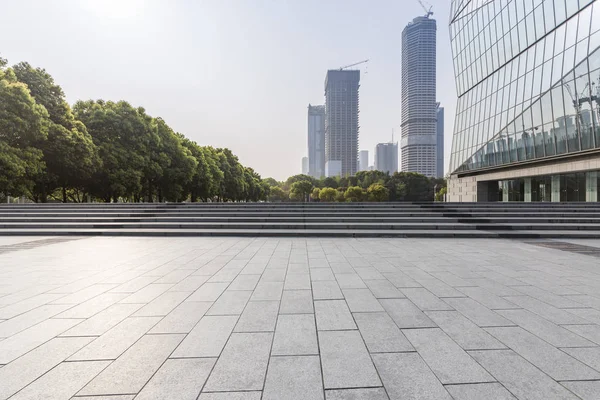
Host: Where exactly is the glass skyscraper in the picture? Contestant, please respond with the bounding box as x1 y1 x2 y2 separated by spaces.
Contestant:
448 0 600 202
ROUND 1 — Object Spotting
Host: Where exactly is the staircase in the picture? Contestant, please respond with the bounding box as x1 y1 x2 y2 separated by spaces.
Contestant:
1 202 600 238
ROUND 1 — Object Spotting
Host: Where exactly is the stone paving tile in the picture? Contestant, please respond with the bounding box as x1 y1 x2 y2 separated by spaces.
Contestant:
319 330 381 389
496 309 595 347
149 301 212 334
443 297 514 327
502 295 590 325
119 283 173 304
203 332 273 392
10 360 110 400
402 328 494 384
74 396 134 400
567 308 600 324
315 300 356 330
0 304 71 338
400 288 454 311
263 356 324 400
561 347 600 372
561 381 600 400
228 274 261 291
312 281 344 300
199 392 262 400
563 324 600 345
0 337 93 399
55 293 128 319
234 301 279 332
206 290 252 316
69 316 160 361
424 311 506 350
280 290 314 314
284 273 311 290
52 284 116 305
325 388 389 400
251 281 284 301
372 352 452 400
342 288 384 312
354 312 413 353
310 268 336 281
168 275 210 292
0 318 82 363
135 358 215 400
78 334 184 396
335 274 367 289
133 291 190 316
457 286 520 310
187 282 229 302
272 314 318 356
363 279 404 299
172 315 238 358
469 349 580 400
485 326 600 380
0 293 63 319
513 285 586 308
379 298 437 329
444 382 517 400
60 303 143 337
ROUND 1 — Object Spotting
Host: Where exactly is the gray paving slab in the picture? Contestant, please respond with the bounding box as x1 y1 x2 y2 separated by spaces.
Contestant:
0 304 71 338
61 303 144 337
228 274 261 291
149 301 212 334
503 295 591 325
325 388 389 400
561 381 600 400
234 301 279 332
280 290 314 314
172 315 238 357
199 393 262 400
74 396 134 400
561 347 600 372
496 309 595 347
119 283 173 304
78 334 184 396
335 274 367 289
0 337 93 400
424 310 506 350
272 314 318 355
169 275 210 292
342 289 384 312
319 330 381 389
311 268 336 281
567 308 600 324
485 327 600 381
353 312 413 353
55 292 128 319
372 352 452 400
251 281 284 301
203 332 273 392
263 355 324 400
0 293 63 320
312 281 344 300
402 328 494 384
10 360 110 400
383 272 421 288
400 288 454 311
133 291 190 316
457 286 520 309
315 300 356 330
135 358 215 400
284 273 311 290
363 279 404 298
443 297 514 327
564 324 600 345
469 349 580 400
69 316 161 361
206 290 252 315
187 282 229 302
52 284 116 305
444 382 517 400
379 298 436 329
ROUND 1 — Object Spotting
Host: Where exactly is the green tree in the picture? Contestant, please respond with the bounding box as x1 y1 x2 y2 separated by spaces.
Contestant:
387 172 431 201
269 186 287 202
435 186 447 202
262 177 280 187
319 187 337 202
367 183 389 202
286 174 319 189
344 186 364 202
335 190 346 202
289 180 313 202
322 176 339 189
310 187 321 202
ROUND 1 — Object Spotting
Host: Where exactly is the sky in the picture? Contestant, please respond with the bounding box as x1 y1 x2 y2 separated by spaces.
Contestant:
0 0 456 181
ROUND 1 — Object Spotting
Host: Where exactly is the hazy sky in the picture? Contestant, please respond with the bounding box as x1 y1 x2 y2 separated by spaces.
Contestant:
0 0 456 180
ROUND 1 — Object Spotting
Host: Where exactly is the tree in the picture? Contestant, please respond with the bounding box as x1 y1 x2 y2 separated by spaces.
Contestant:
335 190 346 202
322 176 339 189
319 187 337 202
310 187 321 202
344 186 364 202
435 186 447 202
387 172 432 201
289 180 313 202
269 186 287 202
262 177 280 187
367 183 389 202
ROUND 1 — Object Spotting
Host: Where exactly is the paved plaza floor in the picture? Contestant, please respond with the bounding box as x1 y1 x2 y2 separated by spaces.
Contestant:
1 237 600 399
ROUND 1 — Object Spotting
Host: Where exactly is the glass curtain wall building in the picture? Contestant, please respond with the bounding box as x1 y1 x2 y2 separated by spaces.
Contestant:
447 0 600 202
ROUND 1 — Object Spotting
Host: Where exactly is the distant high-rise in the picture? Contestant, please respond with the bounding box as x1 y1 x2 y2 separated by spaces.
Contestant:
359 150 369 172
325 70 360 177
307 104 325 178
401 15 437 177
375 143 398 175
301 157 309 175
436 103 444 178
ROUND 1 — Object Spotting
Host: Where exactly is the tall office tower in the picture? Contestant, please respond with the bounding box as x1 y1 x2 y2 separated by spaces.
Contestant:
359 150 369 172
436 103 444 178
325 70 360 177
302 157 309 175
307 104 325 178
401 15 437 177
448 1 600 202
374 142 399 175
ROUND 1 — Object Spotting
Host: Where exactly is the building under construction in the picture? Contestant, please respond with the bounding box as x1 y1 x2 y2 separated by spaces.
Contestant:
324 70 360 177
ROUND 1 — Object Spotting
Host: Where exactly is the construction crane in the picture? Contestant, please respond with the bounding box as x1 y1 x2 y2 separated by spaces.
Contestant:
339 59 369 71
418 0 434 18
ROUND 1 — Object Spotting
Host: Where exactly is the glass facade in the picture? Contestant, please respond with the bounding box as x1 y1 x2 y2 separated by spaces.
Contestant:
497 170 598 201
449 0 600 175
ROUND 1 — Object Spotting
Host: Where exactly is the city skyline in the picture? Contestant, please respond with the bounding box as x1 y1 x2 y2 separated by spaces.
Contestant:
0 0 456 181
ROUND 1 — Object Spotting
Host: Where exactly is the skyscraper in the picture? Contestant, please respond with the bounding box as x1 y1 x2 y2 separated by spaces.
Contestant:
307 104 325 178
301 157 309 175
447 0 600 203
325 70 360 177
400 15 437 177
436 103 444 178
375 142 398 175
359 150 369 172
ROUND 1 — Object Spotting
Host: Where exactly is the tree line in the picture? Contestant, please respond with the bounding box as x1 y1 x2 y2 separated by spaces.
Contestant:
0 57 268 203
266 171 447 202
